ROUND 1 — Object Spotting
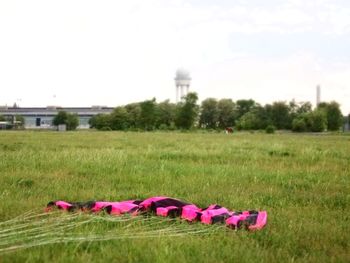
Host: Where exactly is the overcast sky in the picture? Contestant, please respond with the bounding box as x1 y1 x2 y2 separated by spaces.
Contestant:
0 0 349 113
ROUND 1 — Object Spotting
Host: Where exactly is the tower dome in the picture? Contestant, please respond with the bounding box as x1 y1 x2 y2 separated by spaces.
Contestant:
175 68 191 80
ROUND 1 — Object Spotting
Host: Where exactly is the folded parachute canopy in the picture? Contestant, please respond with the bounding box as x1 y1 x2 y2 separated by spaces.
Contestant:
46 196 267 231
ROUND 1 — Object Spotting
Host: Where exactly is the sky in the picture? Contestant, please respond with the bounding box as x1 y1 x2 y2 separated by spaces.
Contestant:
0 0 349 114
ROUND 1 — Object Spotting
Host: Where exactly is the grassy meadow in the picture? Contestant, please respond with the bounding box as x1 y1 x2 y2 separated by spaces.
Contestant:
0 131 349 262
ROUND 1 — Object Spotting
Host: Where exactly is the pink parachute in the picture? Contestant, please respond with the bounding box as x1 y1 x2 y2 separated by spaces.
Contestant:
46 196 267 231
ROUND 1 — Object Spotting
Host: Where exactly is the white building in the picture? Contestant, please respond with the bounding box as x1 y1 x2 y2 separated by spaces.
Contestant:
0 106 113 129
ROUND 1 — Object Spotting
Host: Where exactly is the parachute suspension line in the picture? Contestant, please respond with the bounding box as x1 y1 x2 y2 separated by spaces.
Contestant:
0 212 219 254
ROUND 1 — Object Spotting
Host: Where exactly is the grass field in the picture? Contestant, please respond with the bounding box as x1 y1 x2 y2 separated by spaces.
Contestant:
0 131 349 262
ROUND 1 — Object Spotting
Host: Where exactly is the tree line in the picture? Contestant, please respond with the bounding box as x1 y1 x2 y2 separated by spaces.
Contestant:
0 93 345 132
89 92 345 132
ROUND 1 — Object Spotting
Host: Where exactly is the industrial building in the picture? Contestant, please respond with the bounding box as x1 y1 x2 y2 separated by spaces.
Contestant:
0 106 113 129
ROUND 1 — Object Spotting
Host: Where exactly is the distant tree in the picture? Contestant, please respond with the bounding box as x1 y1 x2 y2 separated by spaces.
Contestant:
253 104 271 129
125 103 141 129
66 114 79 130
199 98 219 129
110 106 129 130
53 111 78 130
175 92 199 129
217 99 235 129
235 104 269 130
236 111 260 130
318 101 343 131
265 125 276 134
89 114 112 130
235 99 256 120
289 100 312 121
139 98 157 130
263 104 273 125
289 101 312 132
155 100 176 129
296 102 312 115
0 115 6 121
306 110 327 132
271 101 292 129
53 111 68 126
89 115 98 128
289 100 298 119
292 117 307 132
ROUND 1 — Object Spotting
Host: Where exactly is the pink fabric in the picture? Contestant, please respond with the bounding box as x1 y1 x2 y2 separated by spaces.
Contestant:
156 206 178 217
226 215 240 226
91 202 116 212
200 207 230 224
225 211 268 230
108 201 139 215
248 211 267 230
226 214 247 227
139 196 169 209
55 201 72 210
181 205 201 221
46 197 268 231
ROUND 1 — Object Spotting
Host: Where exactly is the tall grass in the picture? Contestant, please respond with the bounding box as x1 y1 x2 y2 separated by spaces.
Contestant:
0 131 349 262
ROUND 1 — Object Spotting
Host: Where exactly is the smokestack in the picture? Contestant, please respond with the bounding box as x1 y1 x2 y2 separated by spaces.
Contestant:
316 85 321 107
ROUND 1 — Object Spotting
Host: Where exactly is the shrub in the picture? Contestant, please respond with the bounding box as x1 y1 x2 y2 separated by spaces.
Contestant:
292 118 307 132
265 125 276 134
158 124 168 130
308 110 327 132
100 126 112 131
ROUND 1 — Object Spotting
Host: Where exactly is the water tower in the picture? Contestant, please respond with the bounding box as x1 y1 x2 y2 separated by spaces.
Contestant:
175 68 191 103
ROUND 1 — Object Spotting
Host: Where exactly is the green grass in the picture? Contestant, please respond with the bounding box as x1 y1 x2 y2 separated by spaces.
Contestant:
0 131 349 262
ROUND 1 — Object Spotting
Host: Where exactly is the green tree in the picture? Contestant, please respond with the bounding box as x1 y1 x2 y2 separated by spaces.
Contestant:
235 99 256 120
271 101 292 129
155 100 176 129
53 111 68 126
253 104 271 129
292 117 307 132
318 101 343 131
89 114 112 130
265 125 276 134
175 92 199 129
125 103 141 129
0 115 5 121
236 105 269 130
236 111 260 130
53 111 79 130
110 106 129 130
199 98 218 129
217 99 235 129
297 102 312 115
289 100 312 121
139 98 157 130
66 114 79 130
306 110 327 132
